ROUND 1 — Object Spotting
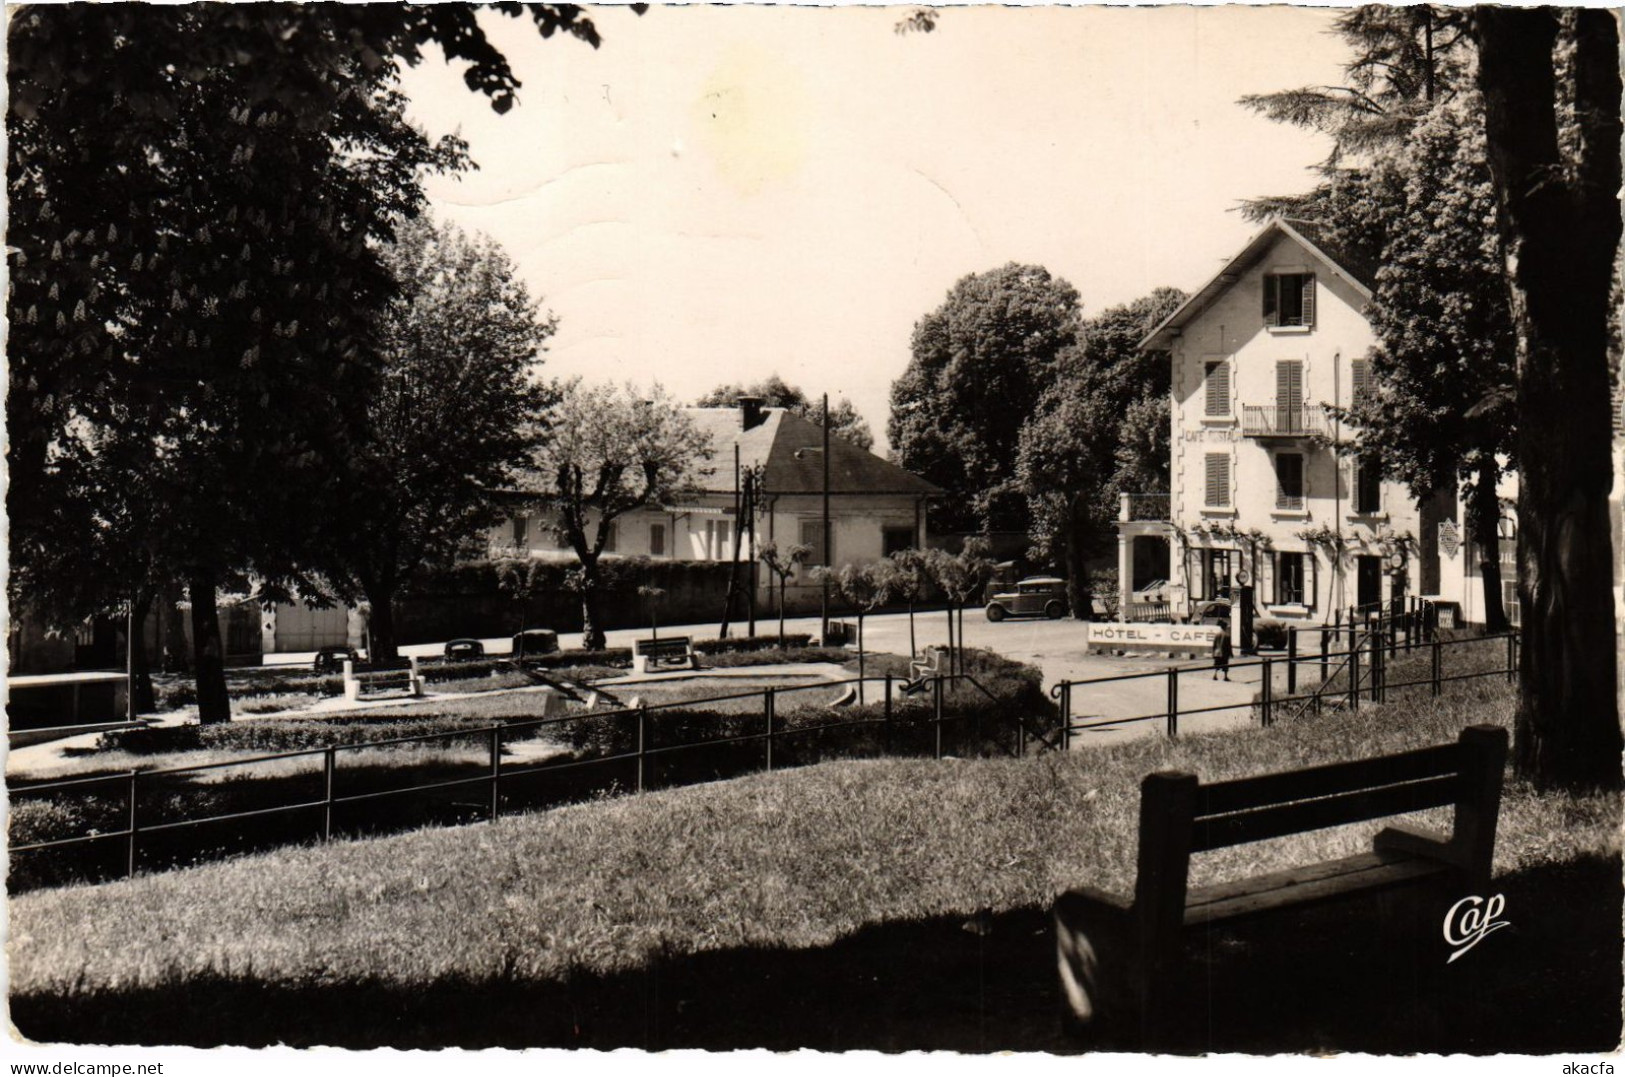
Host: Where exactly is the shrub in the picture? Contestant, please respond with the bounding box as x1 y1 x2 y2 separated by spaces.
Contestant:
692 634 813 655
97 716 527 756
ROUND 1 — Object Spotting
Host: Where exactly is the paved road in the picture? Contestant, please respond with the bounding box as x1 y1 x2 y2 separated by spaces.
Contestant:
310 609 1271 749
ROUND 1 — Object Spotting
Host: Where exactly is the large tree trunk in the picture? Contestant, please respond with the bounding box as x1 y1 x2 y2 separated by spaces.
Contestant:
1466 458 1509 633
1477 6 1622 790
129 592 156 714
362 576 400 664
188 573 232 724
159 583 189 673
580 557 607 651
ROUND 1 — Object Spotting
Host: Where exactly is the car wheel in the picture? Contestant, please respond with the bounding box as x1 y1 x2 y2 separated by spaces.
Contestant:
1045 601 1066 620
986 605 1006 622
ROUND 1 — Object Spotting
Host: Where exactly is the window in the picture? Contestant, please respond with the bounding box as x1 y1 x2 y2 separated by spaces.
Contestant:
1354 457 1382 514
705 519 732 560
511 515 529 547
649 523 666 557
1275 452 1305 510
799 518 830 566
1263 273 1316 328
602 521 618 553
1275 360 1305 432
1276 552 1306 605
882 525 915 557
1204 360 1231 417
1204 453 1231 508
1351 357 1373 408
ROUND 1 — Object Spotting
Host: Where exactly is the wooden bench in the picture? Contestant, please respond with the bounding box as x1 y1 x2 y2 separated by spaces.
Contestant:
1054 724 1508 1047
343 658 424 701
632 636 696 674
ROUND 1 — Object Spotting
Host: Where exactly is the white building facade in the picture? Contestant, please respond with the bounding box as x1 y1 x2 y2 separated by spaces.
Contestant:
1121 221 1501 627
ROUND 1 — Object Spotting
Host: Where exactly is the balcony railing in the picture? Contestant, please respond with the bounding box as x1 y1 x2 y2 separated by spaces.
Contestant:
1120 493 1170 522
1242 405 1327 438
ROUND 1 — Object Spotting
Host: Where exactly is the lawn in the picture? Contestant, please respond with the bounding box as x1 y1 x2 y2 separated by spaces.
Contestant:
8 651 1051 891
8 672 1620 1052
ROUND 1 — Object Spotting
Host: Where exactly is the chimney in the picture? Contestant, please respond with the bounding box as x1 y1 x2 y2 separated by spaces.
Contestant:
738 395 766 430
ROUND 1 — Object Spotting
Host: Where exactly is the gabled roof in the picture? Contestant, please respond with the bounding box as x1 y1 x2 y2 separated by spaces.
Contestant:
683 407 941 497
1140 219 1375 352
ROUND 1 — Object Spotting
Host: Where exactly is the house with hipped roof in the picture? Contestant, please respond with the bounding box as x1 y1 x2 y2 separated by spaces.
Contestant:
486 397 942 613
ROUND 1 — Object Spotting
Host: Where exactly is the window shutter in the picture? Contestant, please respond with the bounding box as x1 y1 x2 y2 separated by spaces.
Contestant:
1308 551 1319 610
1300 274 1316 328
1276 453 1304 510
1205 361 1230 416
1276 360 1303 430
1262 276 1278 327
1351 357 1371 408
1205 453 1230 507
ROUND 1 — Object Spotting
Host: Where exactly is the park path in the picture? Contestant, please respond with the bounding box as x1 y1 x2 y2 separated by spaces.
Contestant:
337 610 1268 749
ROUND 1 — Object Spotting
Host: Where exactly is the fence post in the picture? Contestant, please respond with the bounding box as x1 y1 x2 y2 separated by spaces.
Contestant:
323 747 336 840
1061 682 1073 753
1261 657 1273 728
1166 666 1178 739
884 674 893 725
489 724 502 822
1320 628 1329 684
1349 635 1360 712
126 769 139 879
1388 601 1398 659
1286 630 1297 695
636 705 647 793
1506 633 1517 684
933 676 944 759
1431 638 1442 697
1371 631 1385 703
765 688 775 773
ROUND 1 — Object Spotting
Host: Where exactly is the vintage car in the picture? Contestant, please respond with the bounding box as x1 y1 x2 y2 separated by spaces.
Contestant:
985 576 1069 622
443 638 486 661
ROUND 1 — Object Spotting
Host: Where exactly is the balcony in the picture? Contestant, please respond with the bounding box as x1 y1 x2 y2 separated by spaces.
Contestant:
1242 405 1327 438
1120 493 1170 522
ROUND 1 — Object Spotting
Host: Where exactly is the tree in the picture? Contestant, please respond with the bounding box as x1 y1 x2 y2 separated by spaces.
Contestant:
7 4 600 721
925 538 995 678
884 548 932 659
1333 97 1516 631
523 382 712 650
315 216 556 661
890 264 1083 533
815 563 891 703
758 541 811 644
1016 289 1185 617
1474 6 1621 790
695 375 873 451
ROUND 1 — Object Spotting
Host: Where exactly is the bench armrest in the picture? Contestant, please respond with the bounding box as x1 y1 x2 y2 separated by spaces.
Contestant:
1373 823 1458 865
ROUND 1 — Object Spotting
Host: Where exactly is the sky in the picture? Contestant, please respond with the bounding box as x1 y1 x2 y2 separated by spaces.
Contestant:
399 5 1350 451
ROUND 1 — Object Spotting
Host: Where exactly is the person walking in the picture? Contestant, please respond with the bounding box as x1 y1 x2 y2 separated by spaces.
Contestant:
1211 629 1232 681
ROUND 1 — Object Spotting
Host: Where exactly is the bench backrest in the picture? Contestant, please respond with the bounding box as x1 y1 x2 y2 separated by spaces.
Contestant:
1132 725 1508 917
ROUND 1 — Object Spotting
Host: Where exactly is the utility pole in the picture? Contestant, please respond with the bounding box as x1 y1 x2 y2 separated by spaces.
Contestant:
822 392 831 644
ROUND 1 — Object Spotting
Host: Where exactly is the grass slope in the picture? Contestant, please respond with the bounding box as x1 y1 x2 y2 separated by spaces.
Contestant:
9 676 1620 1052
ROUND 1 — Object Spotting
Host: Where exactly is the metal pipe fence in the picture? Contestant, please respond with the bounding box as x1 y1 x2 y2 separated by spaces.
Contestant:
9 668 1046 885
1052 631 1517 746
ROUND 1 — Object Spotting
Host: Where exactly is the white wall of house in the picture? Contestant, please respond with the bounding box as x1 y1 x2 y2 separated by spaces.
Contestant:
483 493 928 612
1166 232 1426 623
